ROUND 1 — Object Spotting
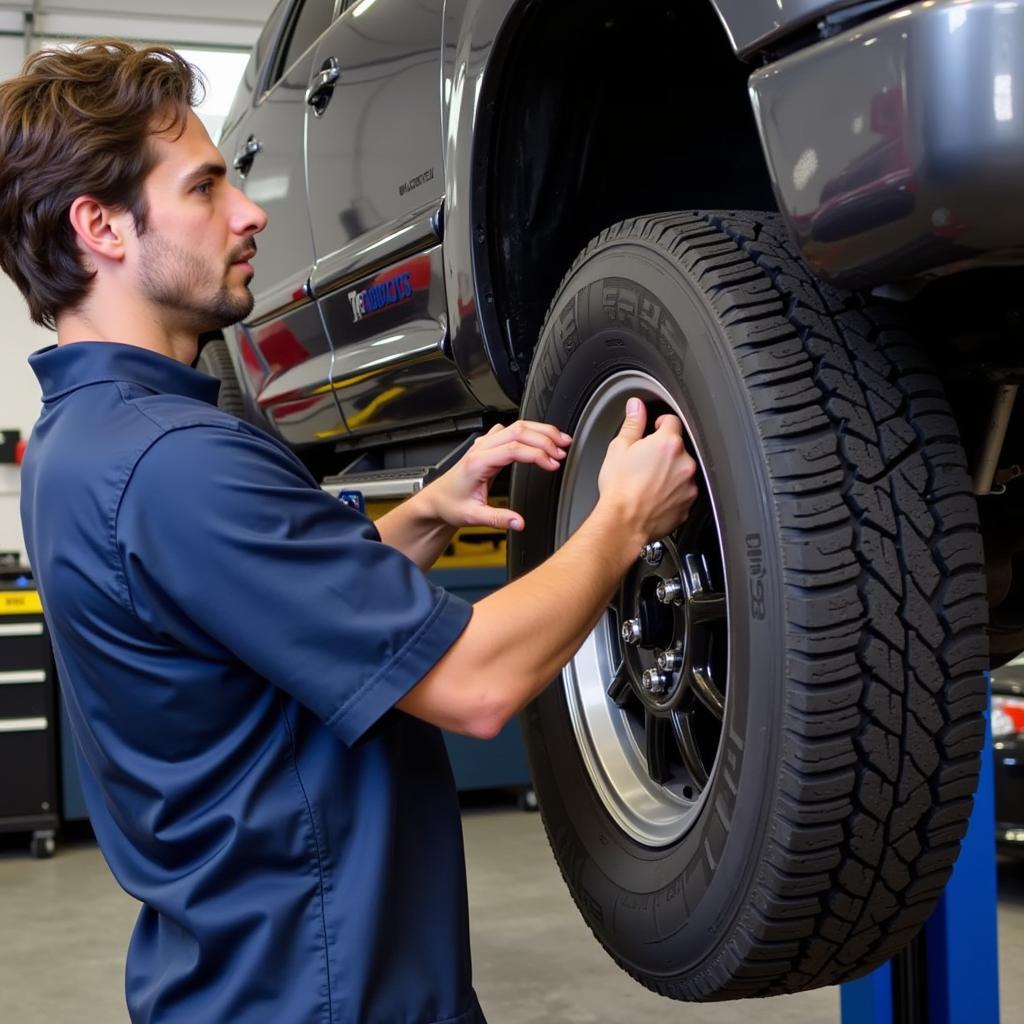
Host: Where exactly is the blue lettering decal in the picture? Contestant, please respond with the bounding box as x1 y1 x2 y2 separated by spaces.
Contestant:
350 270 416 321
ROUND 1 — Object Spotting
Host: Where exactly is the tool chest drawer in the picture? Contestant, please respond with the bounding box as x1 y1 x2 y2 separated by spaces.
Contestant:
0 723 54 820
0 579 59 848
0 671 49 719
0 619 49 670
0 610 51 722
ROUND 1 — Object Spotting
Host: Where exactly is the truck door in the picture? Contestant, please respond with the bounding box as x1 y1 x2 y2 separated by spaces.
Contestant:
304 0 483 438
229 0 349 447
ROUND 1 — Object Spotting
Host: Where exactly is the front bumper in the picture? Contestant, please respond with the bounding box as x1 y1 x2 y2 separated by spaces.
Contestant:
750 0 1024 289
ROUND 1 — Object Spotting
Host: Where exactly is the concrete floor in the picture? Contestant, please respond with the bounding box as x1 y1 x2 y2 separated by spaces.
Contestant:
0 806 1021 1023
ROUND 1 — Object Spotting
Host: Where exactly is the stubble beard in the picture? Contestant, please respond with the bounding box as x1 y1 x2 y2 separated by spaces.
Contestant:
138 231 255 333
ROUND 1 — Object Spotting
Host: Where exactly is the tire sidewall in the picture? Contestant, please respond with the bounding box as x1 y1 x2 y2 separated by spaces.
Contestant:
510 243 788 976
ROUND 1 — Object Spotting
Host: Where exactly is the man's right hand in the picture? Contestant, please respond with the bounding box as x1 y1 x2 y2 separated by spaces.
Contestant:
596 397 699 544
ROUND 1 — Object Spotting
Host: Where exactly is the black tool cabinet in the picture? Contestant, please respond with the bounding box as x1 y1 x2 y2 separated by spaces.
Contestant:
0 575 59 857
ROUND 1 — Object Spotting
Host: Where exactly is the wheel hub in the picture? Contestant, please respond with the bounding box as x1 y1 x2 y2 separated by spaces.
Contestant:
619 539 725 718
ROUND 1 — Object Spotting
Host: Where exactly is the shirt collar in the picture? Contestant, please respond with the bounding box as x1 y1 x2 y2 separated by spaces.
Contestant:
29 342 221 406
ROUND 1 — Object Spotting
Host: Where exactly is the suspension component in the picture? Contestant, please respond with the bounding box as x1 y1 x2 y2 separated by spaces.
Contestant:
973 381 1019 496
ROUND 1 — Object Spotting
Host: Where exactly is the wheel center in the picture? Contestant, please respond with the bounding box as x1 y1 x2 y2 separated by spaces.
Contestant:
619 542 692 709
637 575 675 651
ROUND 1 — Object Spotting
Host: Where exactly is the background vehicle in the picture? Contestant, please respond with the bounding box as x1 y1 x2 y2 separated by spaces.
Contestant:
211 0 1024 1001
993 661 1024 855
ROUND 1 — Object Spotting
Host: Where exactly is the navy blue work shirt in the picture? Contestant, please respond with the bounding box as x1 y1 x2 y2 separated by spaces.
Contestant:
20 342 484 1024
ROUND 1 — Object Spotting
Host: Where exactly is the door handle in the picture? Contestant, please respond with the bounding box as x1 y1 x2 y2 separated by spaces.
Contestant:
233 135 262 177
306 57 341 117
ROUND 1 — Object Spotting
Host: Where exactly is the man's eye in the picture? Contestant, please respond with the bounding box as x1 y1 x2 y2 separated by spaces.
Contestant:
195 181 213 195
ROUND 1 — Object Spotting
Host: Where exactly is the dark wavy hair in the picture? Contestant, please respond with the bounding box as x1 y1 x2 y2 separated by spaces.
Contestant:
0 39 202 328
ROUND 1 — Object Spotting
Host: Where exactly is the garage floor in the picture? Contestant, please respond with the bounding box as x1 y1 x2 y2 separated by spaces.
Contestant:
0 806 1021 1023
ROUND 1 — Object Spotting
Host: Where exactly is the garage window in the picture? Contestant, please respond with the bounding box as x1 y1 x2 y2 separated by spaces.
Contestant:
178 49 251 143
38 39 248 143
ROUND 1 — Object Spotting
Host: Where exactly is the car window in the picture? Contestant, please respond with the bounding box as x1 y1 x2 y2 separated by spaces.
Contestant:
270 0 336 88
247 0 290 94
256 0 289 72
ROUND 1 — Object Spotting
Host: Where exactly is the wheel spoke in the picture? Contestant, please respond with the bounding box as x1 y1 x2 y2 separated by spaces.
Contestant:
688 590 726 627
675 491 712 548
644 711 673 785
672 712 709 788
607 662 632 708
690 664 725 719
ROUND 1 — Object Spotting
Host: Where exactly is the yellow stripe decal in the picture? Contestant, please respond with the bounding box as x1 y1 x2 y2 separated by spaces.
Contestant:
0 591 43 616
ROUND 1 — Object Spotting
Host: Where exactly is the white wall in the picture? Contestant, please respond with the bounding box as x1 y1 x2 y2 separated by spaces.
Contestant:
0 35 53 562
0 2 276 562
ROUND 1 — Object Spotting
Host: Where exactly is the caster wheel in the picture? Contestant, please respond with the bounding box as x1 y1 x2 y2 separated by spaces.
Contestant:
30 832 55 859
517 788 538 812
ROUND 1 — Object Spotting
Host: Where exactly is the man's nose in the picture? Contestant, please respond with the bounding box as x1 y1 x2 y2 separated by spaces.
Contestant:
231 185 268 236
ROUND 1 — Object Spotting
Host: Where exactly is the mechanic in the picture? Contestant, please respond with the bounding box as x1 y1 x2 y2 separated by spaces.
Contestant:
0 41 698 1024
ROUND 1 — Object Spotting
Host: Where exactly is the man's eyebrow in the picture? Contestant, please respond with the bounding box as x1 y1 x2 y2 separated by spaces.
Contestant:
182 162 227 187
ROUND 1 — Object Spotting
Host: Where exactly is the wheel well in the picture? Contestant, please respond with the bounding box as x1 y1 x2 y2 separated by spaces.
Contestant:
478 0 777 390
907 270 1024 665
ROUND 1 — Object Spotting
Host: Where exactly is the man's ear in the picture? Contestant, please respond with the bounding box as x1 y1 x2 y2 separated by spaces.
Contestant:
67 196 132 265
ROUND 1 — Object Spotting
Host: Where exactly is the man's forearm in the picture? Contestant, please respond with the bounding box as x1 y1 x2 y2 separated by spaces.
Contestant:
374 488 456 571
398 501 644 737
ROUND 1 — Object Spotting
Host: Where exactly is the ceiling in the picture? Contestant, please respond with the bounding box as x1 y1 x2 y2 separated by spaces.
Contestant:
0 1 280 47
28 1 276 18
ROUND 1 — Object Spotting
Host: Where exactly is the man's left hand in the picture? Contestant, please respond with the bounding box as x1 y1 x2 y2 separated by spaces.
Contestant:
425 421 572 531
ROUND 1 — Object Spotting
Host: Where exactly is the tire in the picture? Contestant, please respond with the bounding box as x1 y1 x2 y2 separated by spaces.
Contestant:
196 338 248 419
507 212 988 1000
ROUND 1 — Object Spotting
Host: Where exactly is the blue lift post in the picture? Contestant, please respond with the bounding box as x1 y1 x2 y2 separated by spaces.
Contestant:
840 677 1000 1024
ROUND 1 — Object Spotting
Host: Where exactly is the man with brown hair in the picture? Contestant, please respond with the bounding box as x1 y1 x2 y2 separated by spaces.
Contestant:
1 40 697 1023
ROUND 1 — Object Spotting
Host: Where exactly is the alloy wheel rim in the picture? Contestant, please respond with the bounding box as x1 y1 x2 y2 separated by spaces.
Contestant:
555 370 730 847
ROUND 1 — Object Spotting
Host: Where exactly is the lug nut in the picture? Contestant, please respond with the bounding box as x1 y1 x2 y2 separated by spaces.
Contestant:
656 649 682 672
621 618 642 645
641 669 668 695
641 541 664 565
656 577 683 604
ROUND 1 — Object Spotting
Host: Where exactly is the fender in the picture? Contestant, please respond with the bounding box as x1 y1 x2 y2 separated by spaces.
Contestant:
439 0 870 408
441 0 526 412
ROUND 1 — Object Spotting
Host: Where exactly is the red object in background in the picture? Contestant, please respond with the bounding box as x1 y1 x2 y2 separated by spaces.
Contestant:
0 430 23 465
993 695 1024 737
254 322 309 379
14 439 27 465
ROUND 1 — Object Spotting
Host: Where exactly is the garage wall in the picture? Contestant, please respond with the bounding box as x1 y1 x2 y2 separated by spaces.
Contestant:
0 1 274 563
0 35 51 561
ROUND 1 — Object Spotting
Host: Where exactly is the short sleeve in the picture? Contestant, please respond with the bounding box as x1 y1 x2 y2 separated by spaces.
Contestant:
116 424 472 745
